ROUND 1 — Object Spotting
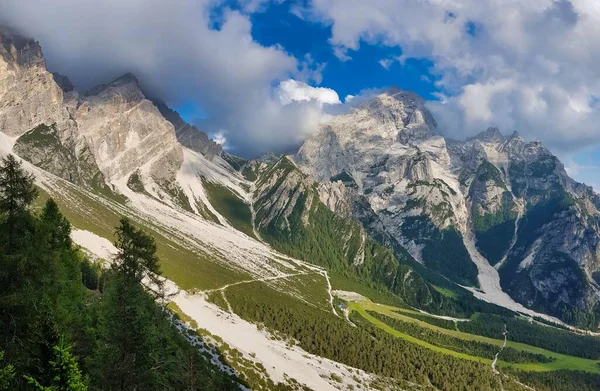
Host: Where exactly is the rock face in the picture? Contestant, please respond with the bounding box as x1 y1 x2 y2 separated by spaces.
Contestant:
13 123 107 189
297 89 600 325
73 74 183 183
297 89 478 287
0 29 234 198
154 100 222 160
0 28 73 138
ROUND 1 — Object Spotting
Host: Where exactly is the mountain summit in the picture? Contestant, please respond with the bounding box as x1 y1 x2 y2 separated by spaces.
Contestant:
297 89 600 325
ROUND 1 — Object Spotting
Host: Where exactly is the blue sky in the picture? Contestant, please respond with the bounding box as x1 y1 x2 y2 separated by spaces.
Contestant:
174 0 442 121
3 0 598 190
247 1 441 101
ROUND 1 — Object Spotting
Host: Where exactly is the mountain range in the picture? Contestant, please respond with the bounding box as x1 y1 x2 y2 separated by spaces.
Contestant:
2 27 600 390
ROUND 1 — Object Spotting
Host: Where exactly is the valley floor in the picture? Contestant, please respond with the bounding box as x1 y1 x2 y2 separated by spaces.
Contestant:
349 300 600 374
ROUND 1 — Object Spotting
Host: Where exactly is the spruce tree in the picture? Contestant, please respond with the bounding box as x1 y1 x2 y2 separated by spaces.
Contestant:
113 217 163 295
0 351 15 390
0 154 37 254
93 218 165 390
25 338 87 391
40 199 72 250
0 155 39 375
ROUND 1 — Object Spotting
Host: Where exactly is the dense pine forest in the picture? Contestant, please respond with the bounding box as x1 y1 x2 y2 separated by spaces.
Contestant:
0 155 238 390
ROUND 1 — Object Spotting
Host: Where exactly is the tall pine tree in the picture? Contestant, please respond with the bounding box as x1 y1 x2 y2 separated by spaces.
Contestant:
94 218 166 390
0 155 37 254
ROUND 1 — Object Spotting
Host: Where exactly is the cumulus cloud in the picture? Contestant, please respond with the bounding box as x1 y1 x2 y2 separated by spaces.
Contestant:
378 59 393 70
0 0 331 157
212 130 228 148
277 79 341 106
306 0 600 152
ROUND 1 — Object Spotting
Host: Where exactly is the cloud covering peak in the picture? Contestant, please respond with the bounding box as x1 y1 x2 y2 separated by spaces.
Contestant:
301 0 600 153
0 0 334 157
3 0 600 168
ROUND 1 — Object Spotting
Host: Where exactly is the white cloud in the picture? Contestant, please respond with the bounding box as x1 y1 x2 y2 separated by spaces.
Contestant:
277 79 341 106
0 0 326 157
307 0 600 152
379 58 393 70
457 79 515 123
212 130 228 147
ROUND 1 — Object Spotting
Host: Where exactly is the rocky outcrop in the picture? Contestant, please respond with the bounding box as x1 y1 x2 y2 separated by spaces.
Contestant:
0 28 73 138
73 74 183 182
318 181 352 219
154 100 222 160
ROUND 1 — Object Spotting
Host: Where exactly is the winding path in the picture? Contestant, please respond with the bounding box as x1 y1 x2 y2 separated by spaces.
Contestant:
492 324 508 374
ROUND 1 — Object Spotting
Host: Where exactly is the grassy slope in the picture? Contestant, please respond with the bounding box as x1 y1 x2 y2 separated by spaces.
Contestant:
350 301 600 374
35 182 248 291
202 180 256 240
32 161 600 388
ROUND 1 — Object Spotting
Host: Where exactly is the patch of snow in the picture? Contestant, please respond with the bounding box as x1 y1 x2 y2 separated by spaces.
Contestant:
71 229 117 262
518 239 541 271
416 309 470 322
332 290 369 302
462 232 567 325
181 147 247 200
170 316 250 390
112 172 299 279
167 280 373 391
0 132 17 155
176 148 232 226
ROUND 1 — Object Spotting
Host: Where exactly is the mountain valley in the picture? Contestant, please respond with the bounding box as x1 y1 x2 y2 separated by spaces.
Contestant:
1 27 600 391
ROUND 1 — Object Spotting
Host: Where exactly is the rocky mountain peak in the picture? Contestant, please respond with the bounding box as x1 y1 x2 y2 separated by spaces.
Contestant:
343 87 436 142
296 87 439 182
84 72 145 103
0 27 69 137
356 87 431 125
51 72 74 93
509 130 521 139
469 127 505 143
0 27 44 68
153 100 223 159
117 72 138 82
